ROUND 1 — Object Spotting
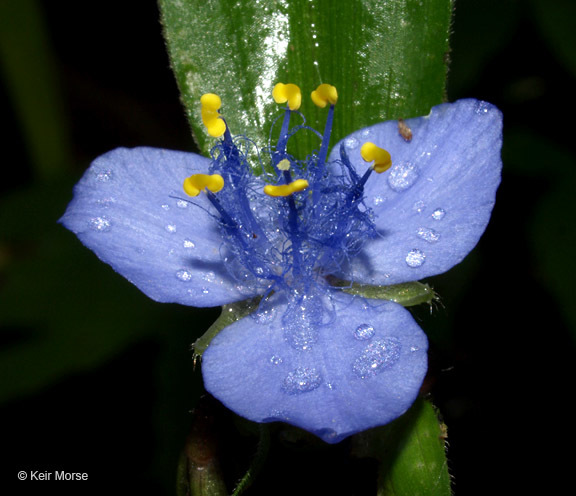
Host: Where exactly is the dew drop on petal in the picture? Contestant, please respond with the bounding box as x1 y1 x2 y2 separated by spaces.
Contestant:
344 137 359 150
474 100 491 115
413 200 426 213
165 224 177 233
89 216 111 232
161 204 170 211
373 195 384 206
283 297 320 351
253 305 277 324
354 323 375 341
94 169 113 182
431 208 446 221
417 227 440 243
388 162 419 192
284 319 318 351
269 355 283 365
202 271 216 282
406 249 426 267
176 269 193 282
183 239 196 249
282 367 322 395
176 200 189 209
353 339 401 379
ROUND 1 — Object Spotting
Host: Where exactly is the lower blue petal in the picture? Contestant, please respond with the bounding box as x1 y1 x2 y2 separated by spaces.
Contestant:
202 290 428 443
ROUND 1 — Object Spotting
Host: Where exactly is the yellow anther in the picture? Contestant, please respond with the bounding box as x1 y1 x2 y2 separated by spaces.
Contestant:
311 84 338 108
264 179 309 197
183 174 225 197
201 93 226 138
277 159 291 171
360 142 392 173
272 83 302 111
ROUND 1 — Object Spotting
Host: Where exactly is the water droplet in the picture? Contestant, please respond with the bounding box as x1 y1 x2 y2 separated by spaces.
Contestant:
95 198 115 208
431 208 446 221
176 200 189 208
373 195 384 206
269 355 283 365
284 319 318 351
354 323 375 341
406 249 426 268
89 216 111 232
176 269 192 282
253 305 277 324
353 339 401 379
412 200 426 213
202 287 209 294
283 297 320 350
282 367 322 395
474 100 491 115
388 162 419 192
161 204 170 211
202 271 216 282
94 169 112 182
344 137 359 150
165 224 177 233
183 239 196 249
410 346 420 352
417 227 440 243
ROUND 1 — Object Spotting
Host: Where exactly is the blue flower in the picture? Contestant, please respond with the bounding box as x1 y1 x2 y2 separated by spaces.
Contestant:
60 84 502 443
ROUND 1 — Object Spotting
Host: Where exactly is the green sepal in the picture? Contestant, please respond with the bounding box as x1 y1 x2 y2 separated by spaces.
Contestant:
342 280 436 307
353 397 451 496
193 297 261 358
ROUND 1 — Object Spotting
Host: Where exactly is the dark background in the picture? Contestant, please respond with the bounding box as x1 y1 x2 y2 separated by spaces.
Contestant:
1 0 574 494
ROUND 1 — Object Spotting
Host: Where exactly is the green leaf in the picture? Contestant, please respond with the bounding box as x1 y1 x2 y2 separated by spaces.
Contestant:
0 0 72 181
353 397 451 496
532 168 576 342
159 0 453 157
0 182 210 402
530 0 576 79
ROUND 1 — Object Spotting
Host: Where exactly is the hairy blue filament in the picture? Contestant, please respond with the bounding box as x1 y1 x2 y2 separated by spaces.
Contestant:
205 107 377 297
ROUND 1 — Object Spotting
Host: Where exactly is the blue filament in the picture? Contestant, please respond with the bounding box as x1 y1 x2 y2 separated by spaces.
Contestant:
206 107 377 294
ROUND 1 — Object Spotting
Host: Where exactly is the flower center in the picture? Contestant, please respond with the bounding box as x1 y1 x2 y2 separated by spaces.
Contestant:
183 83 392 296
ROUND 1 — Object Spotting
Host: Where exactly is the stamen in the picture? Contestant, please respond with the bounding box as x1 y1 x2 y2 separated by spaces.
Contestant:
201 93 226 138
264 179 309 197
272 83 302 111
311 84 338 108
272 84 301 166
360 142 392 173
311 84 338 204
277 159 291 171
183 174 225 197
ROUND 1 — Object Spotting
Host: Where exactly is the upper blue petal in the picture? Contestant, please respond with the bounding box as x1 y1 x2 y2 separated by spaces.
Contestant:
59 147 261 307
330 99 502 285
202 290 428 443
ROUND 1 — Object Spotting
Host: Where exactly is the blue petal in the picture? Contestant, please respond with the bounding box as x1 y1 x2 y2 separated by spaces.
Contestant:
60 147 260 306
202 290 428 443
331 99 502 285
